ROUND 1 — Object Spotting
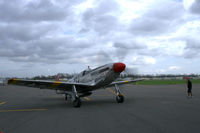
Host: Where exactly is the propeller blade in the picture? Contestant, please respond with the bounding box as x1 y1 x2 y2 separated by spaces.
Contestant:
122 67 138 75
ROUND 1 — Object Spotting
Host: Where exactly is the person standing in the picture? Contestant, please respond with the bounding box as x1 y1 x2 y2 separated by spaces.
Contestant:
187 78 192 97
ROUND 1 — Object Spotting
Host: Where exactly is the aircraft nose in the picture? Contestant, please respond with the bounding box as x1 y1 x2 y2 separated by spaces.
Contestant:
113 62 126 73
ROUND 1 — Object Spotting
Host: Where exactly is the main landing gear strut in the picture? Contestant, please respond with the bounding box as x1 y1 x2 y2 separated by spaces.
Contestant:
114 84 124 103
64 85 81 107
64 84 124 107
71 85 81 107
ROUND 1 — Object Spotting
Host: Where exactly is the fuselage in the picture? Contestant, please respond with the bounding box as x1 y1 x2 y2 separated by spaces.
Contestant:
68 63 126 90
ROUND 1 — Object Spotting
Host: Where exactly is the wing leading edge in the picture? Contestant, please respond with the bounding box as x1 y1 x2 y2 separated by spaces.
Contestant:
106 78 145 87
7 78 94 92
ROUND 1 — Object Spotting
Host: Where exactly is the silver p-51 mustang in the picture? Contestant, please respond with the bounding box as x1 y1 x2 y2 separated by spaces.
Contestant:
8 62 143 107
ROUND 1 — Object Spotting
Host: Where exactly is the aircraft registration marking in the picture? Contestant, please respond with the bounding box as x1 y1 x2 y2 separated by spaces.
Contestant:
0 108 48 112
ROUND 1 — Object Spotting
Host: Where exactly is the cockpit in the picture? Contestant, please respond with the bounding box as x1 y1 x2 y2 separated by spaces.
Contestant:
82 66 92 76
82 69 90 76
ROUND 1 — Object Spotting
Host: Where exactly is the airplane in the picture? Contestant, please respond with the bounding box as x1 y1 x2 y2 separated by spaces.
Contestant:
7 62 143 107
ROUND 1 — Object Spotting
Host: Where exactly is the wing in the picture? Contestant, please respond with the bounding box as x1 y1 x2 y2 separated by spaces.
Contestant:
106 78 145 87
7 78 94 92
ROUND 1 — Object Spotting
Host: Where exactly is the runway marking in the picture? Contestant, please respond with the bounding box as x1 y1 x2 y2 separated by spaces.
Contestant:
0 101 6 105
83 97 90 101
0 108 48 112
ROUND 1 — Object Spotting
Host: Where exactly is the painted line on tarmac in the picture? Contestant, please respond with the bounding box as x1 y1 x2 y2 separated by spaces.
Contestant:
83 97 90 101
0 101 6 105
0 108 48 112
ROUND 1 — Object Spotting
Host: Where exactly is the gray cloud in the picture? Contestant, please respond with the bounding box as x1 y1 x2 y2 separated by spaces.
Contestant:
0 36 93 64
130 1 185 36
81 0 121 35
130 18 169 35
138 48 162 57
113 41 147 60
94 51 113 65
183 38 200 58
0 0 70 23
0 0 93 65
0 0 200 77
189 0 200 14
0 23 57 41
113 42 146 49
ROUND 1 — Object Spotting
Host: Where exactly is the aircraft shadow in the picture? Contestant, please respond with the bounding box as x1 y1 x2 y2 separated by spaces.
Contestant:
17 97 136 109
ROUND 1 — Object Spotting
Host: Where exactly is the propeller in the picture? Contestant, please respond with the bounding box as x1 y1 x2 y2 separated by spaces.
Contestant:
122 67 138 75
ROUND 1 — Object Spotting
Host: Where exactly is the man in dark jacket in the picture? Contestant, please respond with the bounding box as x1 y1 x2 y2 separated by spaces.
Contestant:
187 79 192 97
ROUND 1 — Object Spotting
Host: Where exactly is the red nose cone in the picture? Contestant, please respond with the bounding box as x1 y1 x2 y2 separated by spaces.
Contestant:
113 63 126 73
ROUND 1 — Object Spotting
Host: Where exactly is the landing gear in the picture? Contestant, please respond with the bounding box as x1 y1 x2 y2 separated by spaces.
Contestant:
72 97 81 107
65 94 68 101
116 95 124 103
114 84 125 103
71 85 82 108
63 85 82 107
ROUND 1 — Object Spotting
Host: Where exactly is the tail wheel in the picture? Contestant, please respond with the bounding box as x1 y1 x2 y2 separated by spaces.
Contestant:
116 95 124 103
73 97 81 107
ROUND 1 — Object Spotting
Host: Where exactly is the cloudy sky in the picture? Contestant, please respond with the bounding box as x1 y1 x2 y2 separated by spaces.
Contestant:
0 0 200 77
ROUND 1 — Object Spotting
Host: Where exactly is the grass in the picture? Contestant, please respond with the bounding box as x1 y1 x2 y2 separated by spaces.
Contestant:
135 79 200 85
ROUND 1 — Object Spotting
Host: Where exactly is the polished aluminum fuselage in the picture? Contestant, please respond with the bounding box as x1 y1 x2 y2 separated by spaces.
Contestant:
68 63 120 90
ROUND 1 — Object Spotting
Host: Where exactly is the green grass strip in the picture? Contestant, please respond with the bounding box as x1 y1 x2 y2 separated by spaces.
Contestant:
135 79 200 85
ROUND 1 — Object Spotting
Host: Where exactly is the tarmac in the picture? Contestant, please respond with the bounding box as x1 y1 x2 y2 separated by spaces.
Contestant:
0 84 200 133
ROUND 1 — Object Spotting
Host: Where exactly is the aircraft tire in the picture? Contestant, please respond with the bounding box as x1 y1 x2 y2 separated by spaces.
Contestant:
73 97 81 107
116 95 124 103
65 95 68 101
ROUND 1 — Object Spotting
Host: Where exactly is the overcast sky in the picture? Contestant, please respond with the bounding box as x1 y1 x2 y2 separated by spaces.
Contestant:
0 0 200 77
